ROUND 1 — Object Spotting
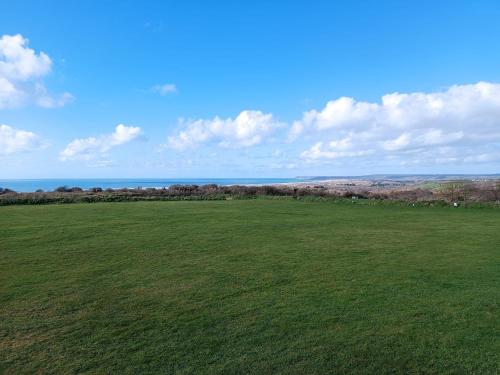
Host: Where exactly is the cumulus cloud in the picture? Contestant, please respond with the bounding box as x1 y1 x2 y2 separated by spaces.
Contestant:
295 82 500 165
0 34 72 109
0 124 42 154
167 110 283 150
152 83 177 95
60 124 141 161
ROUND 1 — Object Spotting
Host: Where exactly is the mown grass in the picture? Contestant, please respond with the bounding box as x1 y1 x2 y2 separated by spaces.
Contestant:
1 200 499 374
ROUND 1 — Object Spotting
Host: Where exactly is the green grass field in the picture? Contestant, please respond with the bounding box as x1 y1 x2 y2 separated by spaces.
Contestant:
1 200 499 374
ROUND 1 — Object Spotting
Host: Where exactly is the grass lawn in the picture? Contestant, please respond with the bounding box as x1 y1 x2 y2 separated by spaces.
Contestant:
1 200 499 374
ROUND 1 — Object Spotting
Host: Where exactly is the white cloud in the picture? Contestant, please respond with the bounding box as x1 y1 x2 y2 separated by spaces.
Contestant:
382 133 411 151
0 34 51 80
35 84 74 108
287 121 303 142
0 77 24 108
295 82 500 165
0 34 72 109
60 124 142 161
167 110 283 150
0 124 41 154
152 83 177 95
300 142 374 160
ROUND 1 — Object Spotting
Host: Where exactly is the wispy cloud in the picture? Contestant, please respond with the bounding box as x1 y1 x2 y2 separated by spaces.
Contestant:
152 83 177 95
35 85 74 108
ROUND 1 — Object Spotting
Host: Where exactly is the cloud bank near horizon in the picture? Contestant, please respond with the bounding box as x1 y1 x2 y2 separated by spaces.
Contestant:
292 82 500 166
3 80 500 171
163 82 500 169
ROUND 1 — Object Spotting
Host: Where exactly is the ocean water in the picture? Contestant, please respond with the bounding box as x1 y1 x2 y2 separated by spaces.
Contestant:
0 178 303 193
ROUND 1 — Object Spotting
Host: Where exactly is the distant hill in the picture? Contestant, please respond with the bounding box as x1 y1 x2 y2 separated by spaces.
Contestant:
297 174 500 182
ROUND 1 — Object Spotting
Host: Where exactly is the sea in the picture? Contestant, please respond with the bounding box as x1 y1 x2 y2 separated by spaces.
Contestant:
0 178 304 193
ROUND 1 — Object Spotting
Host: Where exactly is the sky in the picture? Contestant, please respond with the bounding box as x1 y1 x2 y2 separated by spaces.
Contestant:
1 0 500 178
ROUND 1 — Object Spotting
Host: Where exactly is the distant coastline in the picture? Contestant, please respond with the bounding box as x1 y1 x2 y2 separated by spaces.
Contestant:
0 178 303 193
0 174 499 193
297 174 500 181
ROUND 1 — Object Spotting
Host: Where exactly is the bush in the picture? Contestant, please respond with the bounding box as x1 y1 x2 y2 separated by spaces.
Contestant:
2 182 500 207
0 187 16 195
54 186 71 193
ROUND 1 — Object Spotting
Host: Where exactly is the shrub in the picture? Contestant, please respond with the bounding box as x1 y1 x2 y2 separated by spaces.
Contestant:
54 186 70 193
2 182 500 207
0 187 16 195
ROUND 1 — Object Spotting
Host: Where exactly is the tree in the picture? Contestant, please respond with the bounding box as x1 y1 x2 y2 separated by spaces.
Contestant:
442 181 463 203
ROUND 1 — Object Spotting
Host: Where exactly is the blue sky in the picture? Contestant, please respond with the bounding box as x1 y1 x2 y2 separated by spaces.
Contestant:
1 0 500 178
